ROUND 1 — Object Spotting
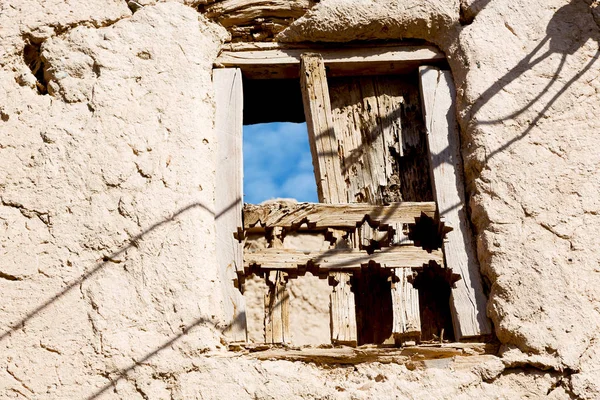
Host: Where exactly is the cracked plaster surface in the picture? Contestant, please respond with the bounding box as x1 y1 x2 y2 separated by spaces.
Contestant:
1 0 599 398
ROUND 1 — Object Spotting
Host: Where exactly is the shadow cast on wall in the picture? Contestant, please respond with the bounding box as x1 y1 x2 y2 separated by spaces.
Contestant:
468 0 600 161
3 1 600 397
2 201 241 343
1 200 244 398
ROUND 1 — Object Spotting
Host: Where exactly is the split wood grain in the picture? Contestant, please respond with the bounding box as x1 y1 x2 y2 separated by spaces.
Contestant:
243 201 436 230
248 343 497 365
391 268 421 342
329 76 409 203
419 66 492 340
204 0 312 26
244 247 444 271
301 54 346 204
213 68 247 343
328 75 425 343
329 272 358 346
264 270 290 344
202 0 314 40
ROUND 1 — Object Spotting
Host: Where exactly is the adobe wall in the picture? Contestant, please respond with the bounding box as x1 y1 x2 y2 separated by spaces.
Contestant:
0 0 599 398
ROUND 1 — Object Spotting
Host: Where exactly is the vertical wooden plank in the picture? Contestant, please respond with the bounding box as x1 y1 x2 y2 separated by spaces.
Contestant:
391 268 421 343
300 54 346 204
264 271 290 344
329 76 412 204
328 271 358 346
301 55 358 346
419 66 492 339
326 229 357 345
328 76 423 344
327 76 400 344
213 68 247 342
390 77 434 202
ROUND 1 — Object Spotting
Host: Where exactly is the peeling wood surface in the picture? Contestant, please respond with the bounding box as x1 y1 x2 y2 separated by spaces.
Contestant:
327 74 430 344
213 68 247 342
419 66 492 340
243 201 436 230
245 247 444 272
328 75 434 204
329 76 398 203
216 45 445 78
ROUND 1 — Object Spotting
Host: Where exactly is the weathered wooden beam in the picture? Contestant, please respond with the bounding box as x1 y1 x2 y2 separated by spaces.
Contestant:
246 342 498 364
216 45 446 79
329 76 410 204
245 247 444 271
264 270 290 344
243 201 436 230
213 68 247 342
202 0 314 42
301 54 346 204
418 66 492 340
391 268 421 343
329 272 358 346
204 0 312 25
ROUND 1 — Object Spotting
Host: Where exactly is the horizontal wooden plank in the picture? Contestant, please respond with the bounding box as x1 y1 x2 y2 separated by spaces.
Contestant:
244 246 443 271
243 201 436 230
216 45 446 79
243 343 498 365
221 41 435 52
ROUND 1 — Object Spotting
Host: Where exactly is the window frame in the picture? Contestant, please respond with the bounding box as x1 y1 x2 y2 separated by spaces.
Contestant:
213 42 491 346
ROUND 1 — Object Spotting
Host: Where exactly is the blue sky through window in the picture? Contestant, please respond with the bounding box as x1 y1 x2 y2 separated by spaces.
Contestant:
243 122 318 204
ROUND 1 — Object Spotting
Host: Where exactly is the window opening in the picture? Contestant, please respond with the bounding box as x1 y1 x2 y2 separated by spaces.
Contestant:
214 43 493 350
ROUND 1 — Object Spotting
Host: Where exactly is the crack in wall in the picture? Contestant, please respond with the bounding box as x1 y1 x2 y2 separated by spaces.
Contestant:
0 198 50 226
6 367 34 395
0 271 21 281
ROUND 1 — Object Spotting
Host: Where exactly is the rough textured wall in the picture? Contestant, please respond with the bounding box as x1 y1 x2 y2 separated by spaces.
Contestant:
1 0 600 399
1 2 230 398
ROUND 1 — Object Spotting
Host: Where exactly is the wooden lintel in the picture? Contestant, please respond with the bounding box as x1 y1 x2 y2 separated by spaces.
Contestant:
243 201 436 230
245 247 444 272
216 44 446 79
419 66 492 340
